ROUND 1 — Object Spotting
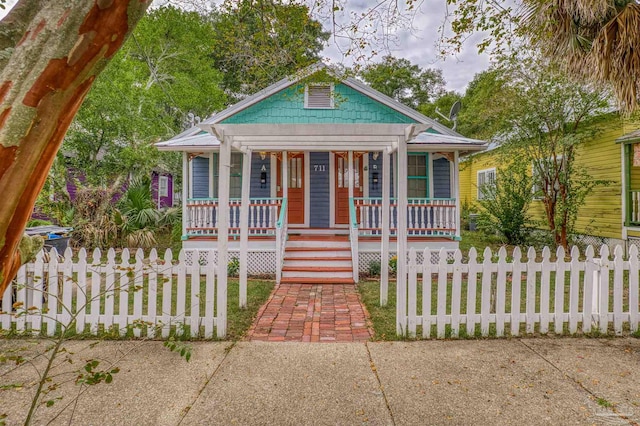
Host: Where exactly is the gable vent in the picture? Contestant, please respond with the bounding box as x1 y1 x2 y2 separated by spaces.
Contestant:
305 84 334 109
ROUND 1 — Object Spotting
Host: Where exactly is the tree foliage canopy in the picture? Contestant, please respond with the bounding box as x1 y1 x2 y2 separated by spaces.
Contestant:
443 0 640 114
63 6 226 184
210 0 329 100
359 55 446 109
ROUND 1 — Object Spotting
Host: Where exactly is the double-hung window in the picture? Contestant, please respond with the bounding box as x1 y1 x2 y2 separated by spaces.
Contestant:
477 168 496 200
159 175 169 198
408 153 429 198
213 152 243 198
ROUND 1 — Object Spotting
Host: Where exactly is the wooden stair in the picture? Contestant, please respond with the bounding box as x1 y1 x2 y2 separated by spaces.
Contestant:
280 234 355 284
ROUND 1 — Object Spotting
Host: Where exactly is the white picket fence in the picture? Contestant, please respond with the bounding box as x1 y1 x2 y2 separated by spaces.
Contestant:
0 247 224 338
402 245 640 338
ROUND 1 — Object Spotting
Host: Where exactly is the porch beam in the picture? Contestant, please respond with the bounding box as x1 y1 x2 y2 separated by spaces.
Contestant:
381 150 390 306
233 135 399 143
396 135 408 335
216 136 231 338
239 149 252 308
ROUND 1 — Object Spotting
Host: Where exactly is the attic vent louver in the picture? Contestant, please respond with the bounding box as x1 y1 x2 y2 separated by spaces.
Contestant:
304 83 334 109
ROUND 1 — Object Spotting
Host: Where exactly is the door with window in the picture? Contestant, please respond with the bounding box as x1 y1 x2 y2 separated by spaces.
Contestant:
335 153 363 225
277 153 305 225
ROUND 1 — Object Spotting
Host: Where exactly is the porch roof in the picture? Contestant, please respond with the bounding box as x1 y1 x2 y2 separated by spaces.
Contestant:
155 124 488 154
616 129 640 144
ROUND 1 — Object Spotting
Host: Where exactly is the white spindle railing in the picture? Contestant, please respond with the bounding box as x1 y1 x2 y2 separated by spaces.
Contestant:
275 198 288 284
354 197 457 237
186 198 282 236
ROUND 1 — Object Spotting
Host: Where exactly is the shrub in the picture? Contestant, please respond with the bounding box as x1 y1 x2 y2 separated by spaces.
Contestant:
227 257 240 277
476 160 533 245
368 260 381 277
389 256 397 275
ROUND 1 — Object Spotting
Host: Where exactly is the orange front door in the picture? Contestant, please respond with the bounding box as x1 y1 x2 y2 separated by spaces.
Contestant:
335 153 363 225
277 153 305 225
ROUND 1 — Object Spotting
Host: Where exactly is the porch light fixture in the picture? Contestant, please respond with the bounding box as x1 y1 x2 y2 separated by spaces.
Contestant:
372 172 379 190
260 151 267 160
372 152 379 161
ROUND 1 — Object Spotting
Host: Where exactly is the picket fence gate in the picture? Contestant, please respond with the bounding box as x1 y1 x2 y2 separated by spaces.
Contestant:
401 245 640 338
0 247 225 338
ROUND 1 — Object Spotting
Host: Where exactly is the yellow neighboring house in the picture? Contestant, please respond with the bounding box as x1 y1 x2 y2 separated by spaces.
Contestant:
459 114 640 248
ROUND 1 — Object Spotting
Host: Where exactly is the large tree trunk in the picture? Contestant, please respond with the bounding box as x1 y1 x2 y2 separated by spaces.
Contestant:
0 0 150 296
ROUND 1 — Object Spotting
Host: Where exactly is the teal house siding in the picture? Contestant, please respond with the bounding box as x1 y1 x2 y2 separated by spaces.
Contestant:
221 84 417 125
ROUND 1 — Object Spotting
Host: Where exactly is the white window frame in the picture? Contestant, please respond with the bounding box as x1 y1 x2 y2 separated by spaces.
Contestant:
476 168 496 200
159 175 169 198
304 83 335 109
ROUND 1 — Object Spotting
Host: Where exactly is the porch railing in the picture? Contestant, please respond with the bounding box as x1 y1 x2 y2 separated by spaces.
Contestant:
185 198 282 237
352 197 457 237
275 198 288 284
349 198 359 283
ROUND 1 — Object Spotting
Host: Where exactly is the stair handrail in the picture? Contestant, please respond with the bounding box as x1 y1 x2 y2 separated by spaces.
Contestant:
349 197 359 283
275 197 288 284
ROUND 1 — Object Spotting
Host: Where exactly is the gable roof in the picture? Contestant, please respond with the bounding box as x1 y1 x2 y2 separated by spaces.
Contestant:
201 62 459 135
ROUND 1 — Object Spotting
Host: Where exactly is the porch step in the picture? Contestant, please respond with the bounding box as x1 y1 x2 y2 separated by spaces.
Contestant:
287 234 349 242
284 258 352 268
279 277 355 285
281 234 355 284
285 239 350 249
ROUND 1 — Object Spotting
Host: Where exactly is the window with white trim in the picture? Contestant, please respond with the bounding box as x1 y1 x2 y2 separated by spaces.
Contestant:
304 83 334 109
408 153 429 198
159 175 169 198
213 152 243 198
476 168 496 200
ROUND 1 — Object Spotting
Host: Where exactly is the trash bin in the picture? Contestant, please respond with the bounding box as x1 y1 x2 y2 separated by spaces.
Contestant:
25 225 73 253
468 214 479 231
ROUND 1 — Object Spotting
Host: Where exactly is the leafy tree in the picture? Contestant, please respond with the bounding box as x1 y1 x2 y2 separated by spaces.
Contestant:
0 0 151 296
456 69 514 140
443 0 640 114
497 57 611 248
359 56 446 109
211 0 329 100
63 6 225 184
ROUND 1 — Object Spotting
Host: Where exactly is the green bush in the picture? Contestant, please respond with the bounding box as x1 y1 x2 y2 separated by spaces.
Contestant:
476 161 533 245
368 260 381 277
389 256 397 276
228 257 240 277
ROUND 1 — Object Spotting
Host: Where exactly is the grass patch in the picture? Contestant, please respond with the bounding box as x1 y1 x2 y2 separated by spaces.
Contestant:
358 280 405 341
225 279 273 341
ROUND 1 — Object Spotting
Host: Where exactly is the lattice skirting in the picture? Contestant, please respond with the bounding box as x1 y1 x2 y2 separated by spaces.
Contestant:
358 250 456 273
183 250 276 275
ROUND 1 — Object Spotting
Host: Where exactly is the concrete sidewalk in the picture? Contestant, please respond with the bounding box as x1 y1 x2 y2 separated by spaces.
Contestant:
0 338 638 425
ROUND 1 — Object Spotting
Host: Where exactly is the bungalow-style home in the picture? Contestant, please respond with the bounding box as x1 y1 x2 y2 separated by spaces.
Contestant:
459 114 640 250
156 63 487 286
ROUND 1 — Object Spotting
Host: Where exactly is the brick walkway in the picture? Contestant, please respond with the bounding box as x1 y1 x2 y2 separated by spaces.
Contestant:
246 284 373 342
